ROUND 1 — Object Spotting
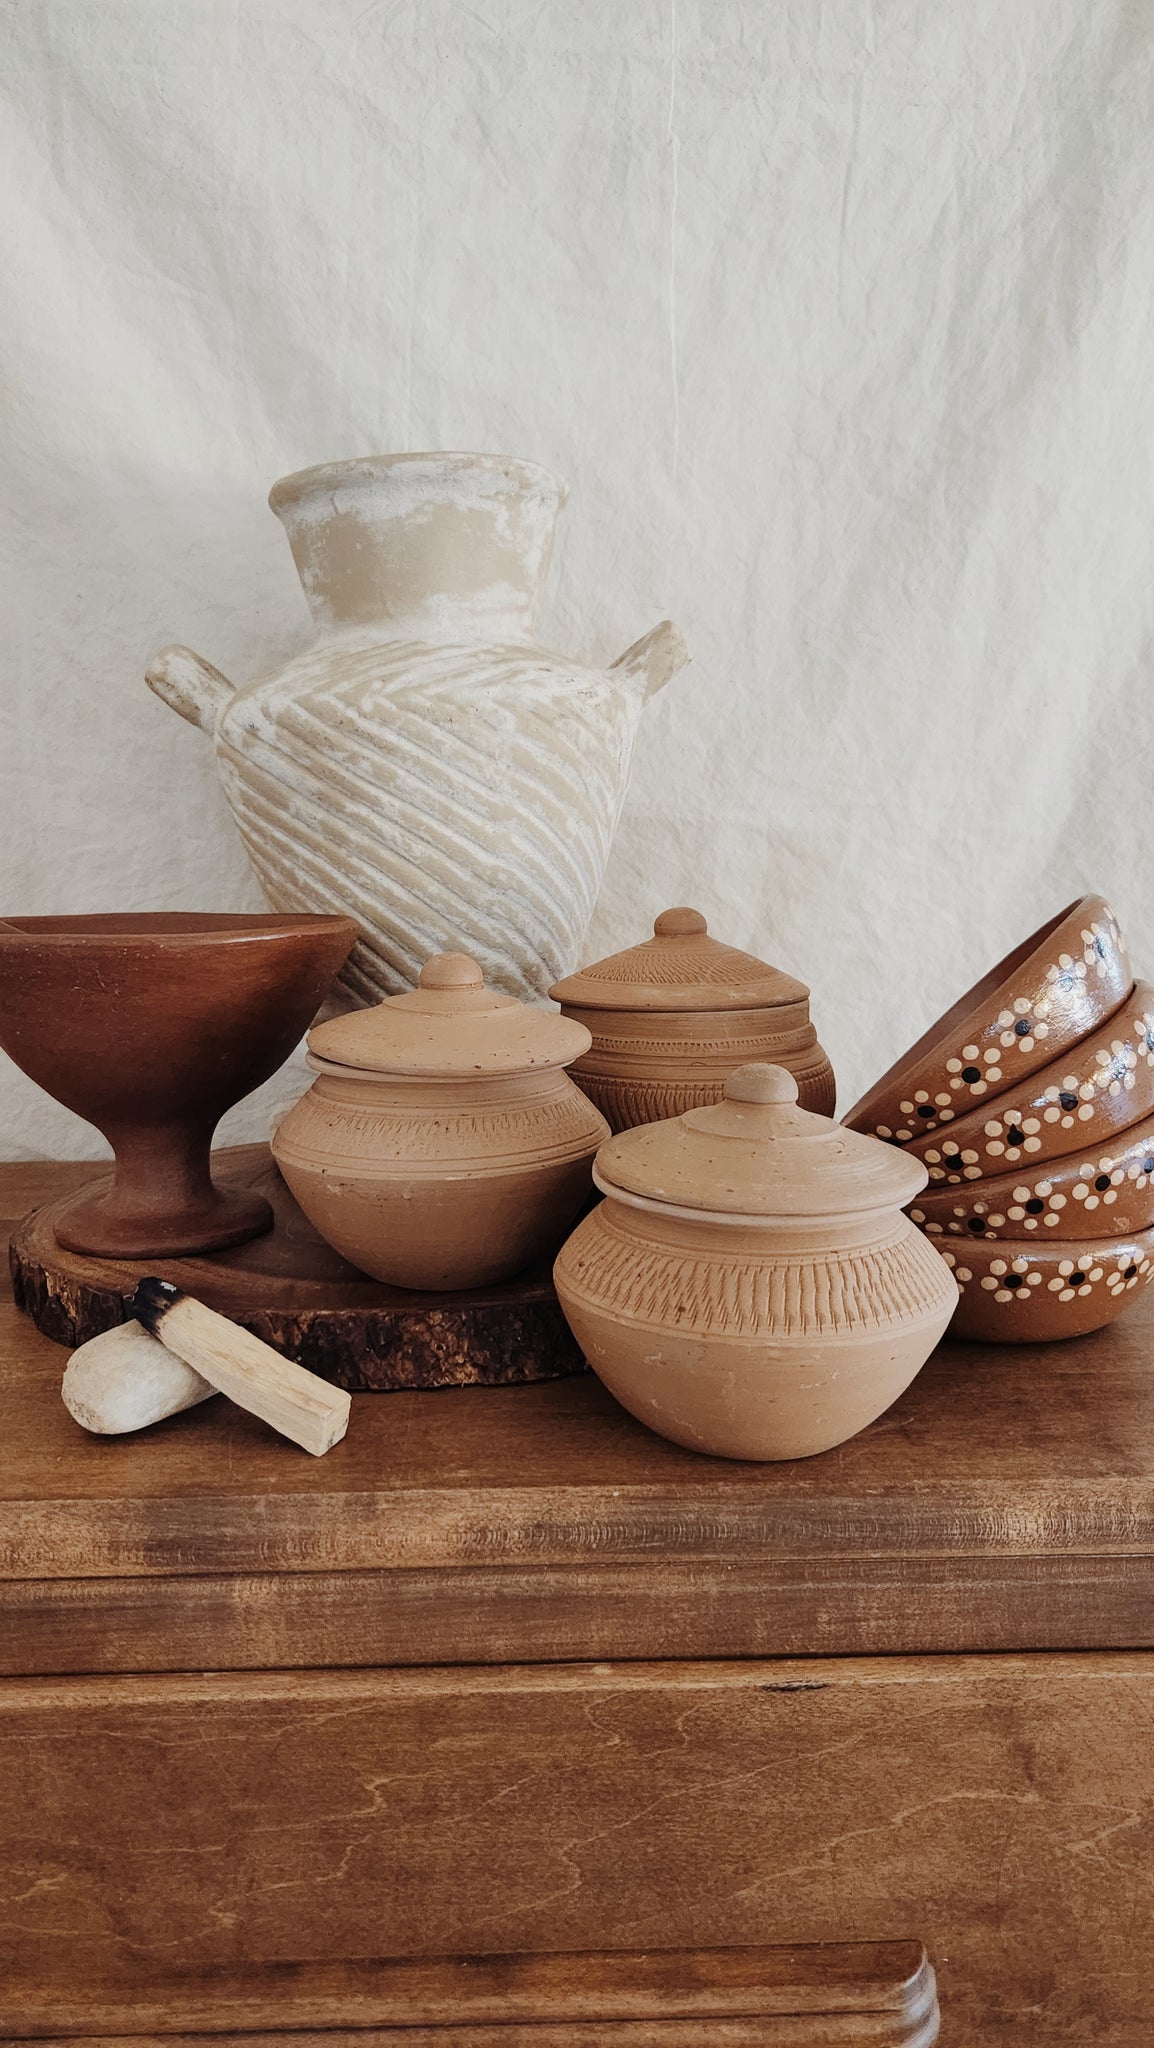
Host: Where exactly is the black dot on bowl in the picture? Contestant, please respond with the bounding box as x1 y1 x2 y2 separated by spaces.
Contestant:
916 1104 936 1118
1070 1272 1089 1287
1014 1018 1032 1036
1144 1159 1154 1175
1006 1126 1026 1147
962 1066 982 1083
1125 1264 1139 1279
1060 1092 1079 1111
1095 1174 1111 1190
1004 1273 1024 1288
1026 1197 1045 1213
968 1217 986 1234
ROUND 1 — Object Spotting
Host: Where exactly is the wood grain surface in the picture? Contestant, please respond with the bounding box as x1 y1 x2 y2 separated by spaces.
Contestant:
0 1657 1144 2044
3 1160 1152 2046
1 2033 930 2047
0 1939 937 2043
9 1551 1154 1676
0 2030 929 2047
7 1164 1154 1606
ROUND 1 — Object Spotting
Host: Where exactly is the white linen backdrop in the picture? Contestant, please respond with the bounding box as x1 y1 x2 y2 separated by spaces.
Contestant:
2 0 1152 1158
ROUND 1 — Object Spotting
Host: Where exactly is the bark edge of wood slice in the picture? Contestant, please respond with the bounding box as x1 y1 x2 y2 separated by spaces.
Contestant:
8 1144 588 1393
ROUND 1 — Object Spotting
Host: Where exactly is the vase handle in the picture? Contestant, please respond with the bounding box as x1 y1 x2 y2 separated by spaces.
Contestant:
146 645 236 733
610 619 689 701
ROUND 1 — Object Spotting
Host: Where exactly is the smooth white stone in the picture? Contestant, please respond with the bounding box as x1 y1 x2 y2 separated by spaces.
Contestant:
62 1321 216 1435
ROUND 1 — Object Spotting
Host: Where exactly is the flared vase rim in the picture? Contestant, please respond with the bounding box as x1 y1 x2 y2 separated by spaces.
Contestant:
268 451 569 517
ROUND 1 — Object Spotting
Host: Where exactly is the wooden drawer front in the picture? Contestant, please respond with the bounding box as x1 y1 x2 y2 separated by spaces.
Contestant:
0 1941 938 2045
8 1556 1154 1674
1 2021 937 2045
2 1656 1150 2043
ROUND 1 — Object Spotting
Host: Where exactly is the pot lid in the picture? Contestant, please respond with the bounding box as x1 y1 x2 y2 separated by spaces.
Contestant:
308 951 591 1077
549 908 809 1012
594 1063 929 1218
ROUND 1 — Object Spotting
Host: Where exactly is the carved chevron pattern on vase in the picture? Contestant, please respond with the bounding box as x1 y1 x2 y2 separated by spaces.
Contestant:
215 639 647 1005
556 1211 952 1336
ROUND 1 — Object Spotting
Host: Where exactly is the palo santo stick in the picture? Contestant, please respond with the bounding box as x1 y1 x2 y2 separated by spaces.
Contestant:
131 1278 350 1456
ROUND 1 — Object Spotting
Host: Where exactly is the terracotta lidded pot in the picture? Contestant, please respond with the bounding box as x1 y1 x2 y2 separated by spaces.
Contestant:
553 1062 957 1461
548 908 835 1133
271 950 609 1290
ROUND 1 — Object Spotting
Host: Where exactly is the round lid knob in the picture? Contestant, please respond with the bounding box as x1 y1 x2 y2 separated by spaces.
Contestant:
418 951 486 991
548 908 809 1013
724 1062 799 1105
307 945 592 1075
593 1057 931 1219
653 907 708 938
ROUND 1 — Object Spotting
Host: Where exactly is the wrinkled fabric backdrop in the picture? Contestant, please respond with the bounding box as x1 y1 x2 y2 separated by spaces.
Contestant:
3 0 1152 1158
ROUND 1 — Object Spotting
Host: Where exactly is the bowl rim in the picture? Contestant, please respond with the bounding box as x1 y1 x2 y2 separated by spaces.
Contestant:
911 1101 1154 1218
937 1225 1154 1269
849 895 1121 1127
903 975 1154 1169
0 912 360 947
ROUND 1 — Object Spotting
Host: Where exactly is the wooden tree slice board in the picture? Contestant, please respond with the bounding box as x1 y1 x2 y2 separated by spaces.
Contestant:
8 1144 588 1392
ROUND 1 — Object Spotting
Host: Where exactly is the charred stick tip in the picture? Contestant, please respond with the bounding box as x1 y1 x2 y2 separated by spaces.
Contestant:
129 1276 182 1334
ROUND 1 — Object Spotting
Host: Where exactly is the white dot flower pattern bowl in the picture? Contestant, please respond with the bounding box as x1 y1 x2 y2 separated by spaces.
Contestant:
910 1108 1154 1242
847 896 1154 1343
903 986 1154 1185
940 1231 1154 1342
847 897 1131 1147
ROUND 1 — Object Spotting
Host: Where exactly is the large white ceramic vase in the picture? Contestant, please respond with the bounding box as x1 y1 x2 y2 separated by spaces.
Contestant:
147 453 688 1003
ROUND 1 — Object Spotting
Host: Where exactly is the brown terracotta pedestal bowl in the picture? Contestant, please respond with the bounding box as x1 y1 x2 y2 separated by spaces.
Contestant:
0 913 357 1256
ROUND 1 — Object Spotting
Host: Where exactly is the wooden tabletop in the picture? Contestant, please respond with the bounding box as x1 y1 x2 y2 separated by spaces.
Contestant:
4 1157 1154 1669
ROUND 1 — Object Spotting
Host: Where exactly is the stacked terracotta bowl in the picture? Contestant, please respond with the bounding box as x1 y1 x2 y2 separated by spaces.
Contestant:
846 896 1154 1341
